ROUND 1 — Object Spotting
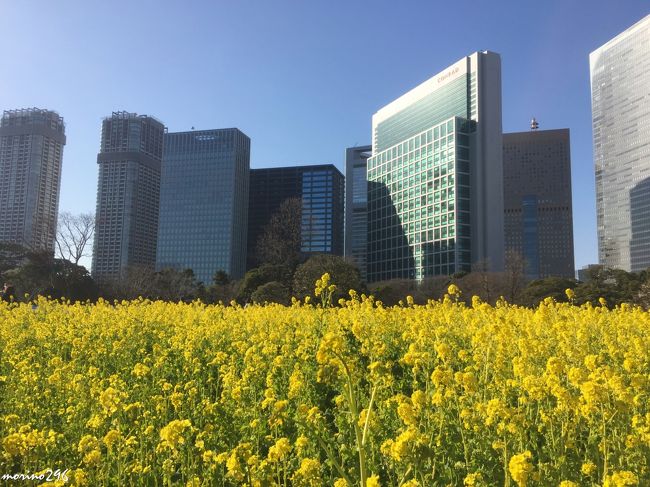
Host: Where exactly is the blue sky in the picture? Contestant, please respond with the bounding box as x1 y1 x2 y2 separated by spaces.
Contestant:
1 0 648 270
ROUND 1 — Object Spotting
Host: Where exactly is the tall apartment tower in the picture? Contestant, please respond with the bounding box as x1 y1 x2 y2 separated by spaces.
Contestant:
503 126 574 279
367 51 503 282
92 112 165 281
0 108 66 251
156 129 250 283
247 165 344 269
344 145 372 279
590 14 650 272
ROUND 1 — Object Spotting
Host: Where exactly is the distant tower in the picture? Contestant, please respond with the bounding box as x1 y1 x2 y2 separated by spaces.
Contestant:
0 108 66 251
367 51 504 282
591 14 650 272
92 112 165 281
345 145 372 280
530 117 539 131
247 165 345 270
503 127 574 278
157 128 251 282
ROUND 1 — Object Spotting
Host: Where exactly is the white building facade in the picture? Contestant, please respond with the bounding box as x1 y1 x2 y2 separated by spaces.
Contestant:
590 15 650 272
367 51 503 282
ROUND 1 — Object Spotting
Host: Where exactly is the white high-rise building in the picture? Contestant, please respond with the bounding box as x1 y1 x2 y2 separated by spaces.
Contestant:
0 108 66 251
590 14 650 272
367 51 503 282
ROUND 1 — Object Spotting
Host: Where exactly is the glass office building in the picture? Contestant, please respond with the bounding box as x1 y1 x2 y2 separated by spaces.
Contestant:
503 128 574 279
367 51 503 282
92 112 165 281
590 14 650 272
368 118 474 280
0 108 66 251
344 145 372 280
248 165 344 269
156 129 250 282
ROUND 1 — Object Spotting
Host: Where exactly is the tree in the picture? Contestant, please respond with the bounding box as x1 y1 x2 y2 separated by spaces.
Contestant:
213 270 230 286
502 250 527 303
0 243 29 276
2 249 98 302
101 266 200 302
150 268 199 302
368 279 419 306
255 197 303 269
452 260 503 304
573 266 643 307
292 254 363 302
518 277 578 307
236 263 292 304
55 212 95 265
250 281 291 305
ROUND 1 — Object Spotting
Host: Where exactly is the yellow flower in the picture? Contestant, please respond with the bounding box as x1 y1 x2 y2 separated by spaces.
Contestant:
159 419 192 451
447 284 461 296
186 477 201 487
99 387 123 415
102 429 121 452
132 363 150 377
291 458 321 486
83 449 101 466
509 451 534 487
604 471 639 487
366 475 381 487
464 472 483 486
580 462 597 476
267 437 291 462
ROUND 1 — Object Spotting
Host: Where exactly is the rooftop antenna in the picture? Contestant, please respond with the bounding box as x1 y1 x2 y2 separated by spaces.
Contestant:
530 117 539 131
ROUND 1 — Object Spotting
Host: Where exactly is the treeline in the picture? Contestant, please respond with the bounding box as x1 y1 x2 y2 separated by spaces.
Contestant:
370 265 650 308
3 241 650 309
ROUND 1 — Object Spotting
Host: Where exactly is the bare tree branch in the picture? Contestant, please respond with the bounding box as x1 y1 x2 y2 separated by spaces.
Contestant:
55 212 95 265
255 197 303 268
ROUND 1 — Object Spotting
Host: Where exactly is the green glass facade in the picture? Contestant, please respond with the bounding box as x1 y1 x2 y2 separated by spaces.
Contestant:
374 74 476 152
367 117 474 281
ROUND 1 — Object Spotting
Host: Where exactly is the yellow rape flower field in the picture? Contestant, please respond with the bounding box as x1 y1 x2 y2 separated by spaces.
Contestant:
1 279 649 486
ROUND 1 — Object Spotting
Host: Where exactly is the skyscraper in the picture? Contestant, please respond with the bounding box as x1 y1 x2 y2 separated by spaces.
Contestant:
367 51 503 282
156 129 250 283
92 112 164 281
0 108 66 251
247 165 344 269
590 14 650 272
344 145 372 280
503 126 574 279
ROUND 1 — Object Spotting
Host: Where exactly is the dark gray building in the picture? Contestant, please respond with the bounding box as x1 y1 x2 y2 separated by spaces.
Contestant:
0 108 66 251
344 145 371 280
503 127 574 279
248 165 344 269
156 129 250 283
92 112 165 281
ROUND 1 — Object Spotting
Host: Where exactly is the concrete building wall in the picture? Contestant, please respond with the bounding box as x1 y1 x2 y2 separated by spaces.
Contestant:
0 108 65 252
344 145 371 279
503 128 574 278
92 112 164 281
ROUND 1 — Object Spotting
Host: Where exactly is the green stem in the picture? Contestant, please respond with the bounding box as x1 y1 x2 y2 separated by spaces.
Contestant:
361 385 377 447
335 349 366 486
